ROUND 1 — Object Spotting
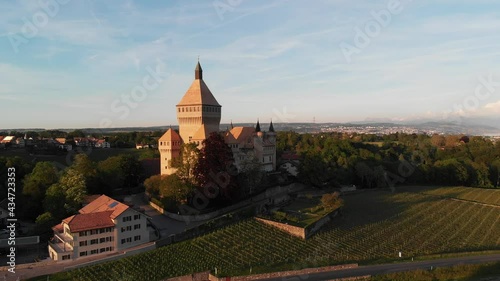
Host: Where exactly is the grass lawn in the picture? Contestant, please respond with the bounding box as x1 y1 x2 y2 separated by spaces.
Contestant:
280 198 334 226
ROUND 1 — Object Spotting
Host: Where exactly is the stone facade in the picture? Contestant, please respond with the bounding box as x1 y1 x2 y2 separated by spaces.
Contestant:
159 62 276 175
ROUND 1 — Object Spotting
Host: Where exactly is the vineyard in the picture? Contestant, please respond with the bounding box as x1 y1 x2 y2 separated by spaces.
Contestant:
414 186 500 206
46 187 500 281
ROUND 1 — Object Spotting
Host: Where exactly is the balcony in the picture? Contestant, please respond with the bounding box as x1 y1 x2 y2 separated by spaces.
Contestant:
54 231 73 244
48 240 73 253
49 229 74 253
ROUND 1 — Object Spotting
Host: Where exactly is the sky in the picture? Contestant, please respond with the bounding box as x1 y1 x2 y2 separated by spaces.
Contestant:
1 0 500 129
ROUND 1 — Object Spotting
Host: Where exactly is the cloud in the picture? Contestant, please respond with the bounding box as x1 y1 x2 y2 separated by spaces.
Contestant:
483 100 500 112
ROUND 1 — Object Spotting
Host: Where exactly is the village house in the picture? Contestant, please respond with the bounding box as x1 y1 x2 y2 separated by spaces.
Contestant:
48 195 149 261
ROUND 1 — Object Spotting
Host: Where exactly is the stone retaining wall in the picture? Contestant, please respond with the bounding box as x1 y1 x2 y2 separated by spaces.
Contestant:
150 183 306 222
255 208 339 240
255 217 306 239
305 209 339 239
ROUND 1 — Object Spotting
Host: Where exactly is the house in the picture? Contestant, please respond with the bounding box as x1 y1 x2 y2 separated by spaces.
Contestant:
48 195 149 261
95 139 110 148
224 121 277 172
279 151 300 177
1 136 16 148
55 138 67 145
136 144 149 149
74 137 97 147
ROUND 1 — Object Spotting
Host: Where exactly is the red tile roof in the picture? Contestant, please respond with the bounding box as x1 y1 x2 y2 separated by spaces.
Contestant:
62 211 114 232
225 127 255 144
52 223 64 233
79 195 129 219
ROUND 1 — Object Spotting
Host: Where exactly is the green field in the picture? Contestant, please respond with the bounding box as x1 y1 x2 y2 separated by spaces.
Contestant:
42 187 500 281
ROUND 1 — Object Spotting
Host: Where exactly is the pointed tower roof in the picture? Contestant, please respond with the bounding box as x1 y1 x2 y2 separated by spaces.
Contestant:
177 61 220 106
159 128 181 142
255 120 261 132
269 120 275 132
230 120 234 129
195 61 202 80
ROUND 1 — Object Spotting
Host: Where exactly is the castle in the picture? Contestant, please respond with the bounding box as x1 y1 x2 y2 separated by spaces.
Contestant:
158 61 276 176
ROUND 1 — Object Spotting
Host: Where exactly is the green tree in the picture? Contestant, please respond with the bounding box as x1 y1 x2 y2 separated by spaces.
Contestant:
59 169 87 214
35 212 57 240
22 162 59 218
71 154 99 193
44 184 67 220
97 154 143 193
144 174 162 198
172 143 199 185
159 174 192 204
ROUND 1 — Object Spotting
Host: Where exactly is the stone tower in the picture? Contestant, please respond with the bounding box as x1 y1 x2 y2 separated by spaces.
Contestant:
158 128 182 175
176 61 221 146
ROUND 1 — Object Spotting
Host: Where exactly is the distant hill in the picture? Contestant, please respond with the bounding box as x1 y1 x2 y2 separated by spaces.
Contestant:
2 118 499 136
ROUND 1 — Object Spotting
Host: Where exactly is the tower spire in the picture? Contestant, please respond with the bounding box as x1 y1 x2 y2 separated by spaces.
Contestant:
269 119 275 132
195 59 202 80
255 119 261 132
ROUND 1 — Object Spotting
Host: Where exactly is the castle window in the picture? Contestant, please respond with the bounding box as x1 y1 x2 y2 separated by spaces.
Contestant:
182 108 184 112
178 108 180 112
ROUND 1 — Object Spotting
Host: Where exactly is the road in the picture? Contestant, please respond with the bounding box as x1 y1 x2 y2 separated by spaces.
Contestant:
263 254 500 281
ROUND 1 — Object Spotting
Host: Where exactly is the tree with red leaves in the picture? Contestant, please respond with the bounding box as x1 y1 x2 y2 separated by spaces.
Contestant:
193 132 237 200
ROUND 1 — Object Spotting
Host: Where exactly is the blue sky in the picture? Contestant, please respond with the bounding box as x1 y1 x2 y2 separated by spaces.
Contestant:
1 0 500 129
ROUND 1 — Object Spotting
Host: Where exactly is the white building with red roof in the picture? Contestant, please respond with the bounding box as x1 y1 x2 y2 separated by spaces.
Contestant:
48 195 148 261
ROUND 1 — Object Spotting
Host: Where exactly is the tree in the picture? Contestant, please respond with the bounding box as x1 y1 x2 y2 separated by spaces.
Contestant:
44 184 67 220
67 130 86 138
23 162 59 199
71 154 99 194
59 169 87 214
97 154 143 193
321 192 343 210
172 143 199 185
35 212 57 241
159 174 192 204
22 162 59 218
144 174 162 198
194 132 235 187
238 152 264 195
193 132 237 204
